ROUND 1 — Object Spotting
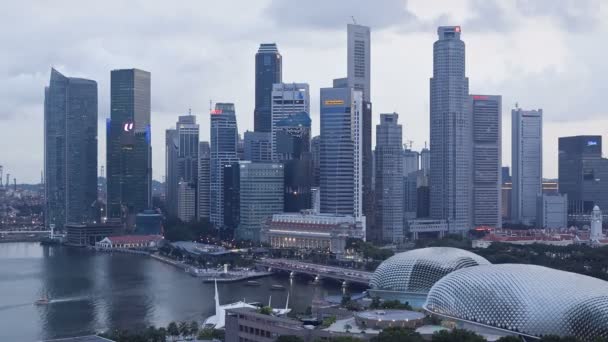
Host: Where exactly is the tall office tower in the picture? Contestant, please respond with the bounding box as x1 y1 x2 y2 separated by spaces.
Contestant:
416 171 430 218
320 87 364 227
374 113 404 243
536 193 568 229
558 136 608 213
311 135 321 187
429 26 472 233
197 142 210 221
165 129 179 217
347 23 373 242
511 107 542 225
403 149 420 175
237 162 284 242
44 68 98 228
107 68 152 224
237 134 245 160
166 115 199 218
223 162 240 232
177 180 196 222
210 103 239 229
243 131 271 162
404 171 419 218
420 145 430 174
501 166 511 183
254 43 282 132
270 83 310 161
276 113 313 212
471 95 502 228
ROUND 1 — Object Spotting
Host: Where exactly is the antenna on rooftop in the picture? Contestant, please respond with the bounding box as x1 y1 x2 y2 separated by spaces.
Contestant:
351 16 357 25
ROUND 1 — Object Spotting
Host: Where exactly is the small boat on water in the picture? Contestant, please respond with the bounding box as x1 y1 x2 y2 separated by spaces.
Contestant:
245 280 261 286
270 284 285 291
35 297 50 305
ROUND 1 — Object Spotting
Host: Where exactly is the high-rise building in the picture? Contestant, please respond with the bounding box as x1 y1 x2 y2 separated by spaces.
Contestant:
107 68 152 224
243 131 271 162
197 142 210 221
375 113 404 243
471 95 502 228
223 162 240 232
165 129 179 217
558 136 608 213
348 23 373 243
177 180 196 222
210 103 239 229
420 145 430 175
44 68 98 228
311 135 321 187
536 193 568 229
319 87 364 229
502 166 511 183
254 43 282 133
166 115 199 219
270 83 310 161
511 107 542 225
429 26 472 233
403 149 420 175
236 162 284 242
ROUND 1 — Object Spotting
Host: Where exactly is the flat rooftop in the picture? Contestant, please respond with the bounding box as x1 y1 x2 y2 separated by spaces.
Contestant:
356 309 426 321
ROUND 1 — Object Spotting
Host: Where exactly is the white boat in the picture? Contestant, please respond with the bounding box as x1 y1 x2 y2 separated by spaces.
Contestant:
35 296 50 305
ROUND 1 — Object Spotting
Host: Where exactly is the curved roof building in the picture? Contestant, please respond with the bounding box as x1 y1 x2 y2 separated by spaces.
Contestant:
424 264 608 340
369 247 490 307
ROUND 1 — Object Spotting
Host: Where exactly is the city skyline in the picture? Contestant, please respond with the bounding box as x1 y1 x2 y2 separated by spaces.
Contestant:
2 1 608 183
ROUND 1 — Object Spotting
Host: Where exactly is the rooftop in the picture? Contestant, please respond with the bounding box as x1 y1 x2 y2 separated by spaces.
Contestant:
106 235 163 244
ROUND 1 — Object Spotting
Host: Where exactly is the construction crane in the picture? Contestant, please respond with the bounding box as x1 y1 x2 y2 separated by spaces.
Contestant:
404 140 414 150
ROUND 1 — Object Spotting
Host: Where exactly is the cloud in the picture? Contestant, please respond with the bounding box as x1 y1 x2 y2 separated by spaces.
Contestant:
464 0 514 32
264 0 419 31
515 0 601 31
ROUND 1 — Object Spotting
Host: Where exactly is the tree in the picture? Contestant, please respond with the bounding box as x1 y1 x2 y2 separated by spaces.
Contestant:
167 321 179 341
370 296 381 309
189 320 199 337
371 327 424 342
432 329 485 342
259 306 273 315
496 336 522 342
178 321 189 337
276 336 305 342
345 323 352 333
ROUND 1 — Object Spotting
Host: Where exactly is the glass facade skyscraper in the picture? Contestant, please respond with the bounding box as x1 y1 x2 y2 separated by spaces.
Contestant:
270 83 309 161
210 103 239 229
197 141 211 221
429 26 472 233
254 43 282 133
44 68 98 228
107 68 152 223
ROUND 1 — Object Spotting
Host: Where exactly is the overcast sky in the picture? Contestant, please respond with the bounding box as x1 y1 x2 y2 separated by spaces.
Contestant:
1 0 607 183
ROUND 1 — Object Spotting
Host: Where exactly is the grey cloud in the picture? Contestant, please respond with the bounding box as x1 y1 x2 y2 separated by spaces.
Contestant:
464 0 513 32
515 0 601 31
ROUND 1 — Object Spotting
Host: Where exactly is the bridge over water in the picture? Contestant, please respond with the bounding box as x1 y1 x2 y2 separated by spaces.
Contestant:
256 258 372 286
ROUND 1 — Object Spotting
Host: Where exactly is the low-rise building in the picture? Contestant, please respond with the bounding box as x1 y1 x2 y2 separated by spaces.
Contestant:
260 211 365 254
537 193 568 228
95 235 163 250
406 219 448 240
65 223 122 247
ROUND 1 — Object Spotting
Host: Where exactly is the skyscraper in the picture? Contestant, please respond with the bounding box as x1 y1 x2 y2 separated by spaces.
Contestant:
311 135 321 187
403 149 420 175
471 95 502 228
375 113 404 243
270 83 310 161
44 68 98 228
237 162 284 242
511 107 542 225
166 115 199 219
243 131 271 162
320 87 364 225
254 43 282 133
177 180 196 222
429 26 472 233
558 135 608 213
420 145 430 175
346 23 373 242
210 103 239 229
197 141 210 221
107 68 152 224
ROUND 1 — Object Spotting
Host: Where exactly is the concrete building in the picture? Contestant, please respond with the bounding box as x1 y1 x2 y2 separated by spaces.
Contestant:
236 162 284 242
511 107 543 225
406 219 449 240
558 136 608 214
261 211 365 254
429 26 472 234
420 146 430 174
197 142 210 221
107 68 152 223
403 148 420 175
177 180 196 222
243 131 271 162
319 87 365 234
44 68 98 228
311 135 321 187
166 115 199 218
135 209 163 235
536 194 568 229
210 103 239 230
65 223 122 247
270 83 310 161
375 113 404 243
254 43 282 133
165 128 179 217
471 95 502 228
404 171 420 218
222 162 240 233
